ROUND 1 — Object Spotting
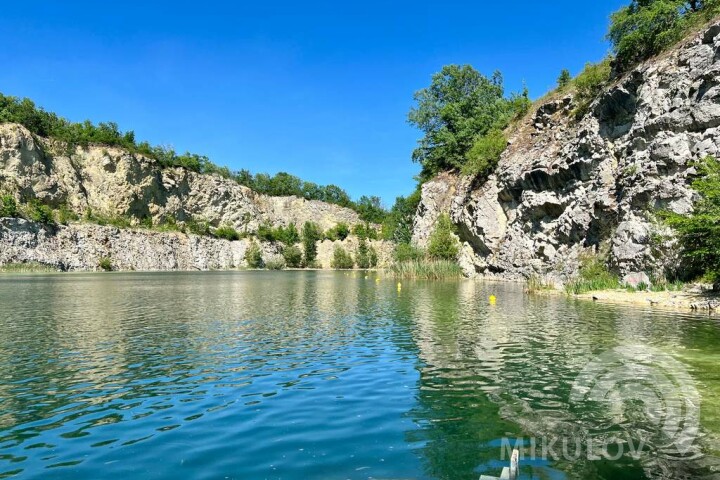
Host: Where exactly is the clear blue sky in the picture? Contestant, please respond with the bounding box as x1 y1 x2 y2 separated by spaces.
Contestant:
1 1 627 206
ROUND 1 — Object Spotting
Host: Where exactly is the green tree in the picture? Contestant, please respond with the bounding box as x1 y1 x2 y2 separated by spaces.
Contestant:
302 221 322 266
356 196 387 223
245 241 265 268
356 238 371 268
0 195 18 218
382 189 421 244
427 214 460 261
325 222 350 241
663 157 720 281
283 245 303 268
557 69 572 88
331 245 355 269
462 129 507 177
408 65 529 178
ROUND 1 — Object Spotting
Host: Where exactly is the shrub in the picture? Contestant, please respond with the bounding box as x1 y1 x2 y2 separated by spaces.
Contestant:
427 214 460 260
325 222 350 241
214 225 240 241
356 238 377 269
572 59 612 118
662 156 720 281
565 251 621 295
98 257 113 272
352 222 378 240
185 218 211 236
394 243 425 262
265 254 286 270
462 129 507 177
382 188 421 244
257 222 277 242
244 241 265 268
56 204 79 225
0 195 18 218
282 245 303 268
275 224 300 245
331 245 355 269
302 221 322 265
391 259 463 280
557 69 572 89
25 200 54 224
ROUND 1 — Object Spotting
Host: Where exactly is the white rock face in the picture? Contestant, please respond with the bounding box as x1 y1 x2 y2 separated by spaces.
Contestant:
413 22 720 280
0 125 361 233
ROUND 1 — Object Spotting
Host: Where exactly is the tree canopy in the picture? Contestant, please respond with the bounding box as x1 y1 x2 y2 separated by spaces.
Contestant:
407 65 529 179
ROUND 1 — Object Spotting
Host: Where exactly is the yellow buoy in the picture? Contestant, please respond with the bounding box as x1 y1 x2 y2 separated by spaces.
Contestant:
364 276 368 279
489 295 497 305
375 278 380 283
397 282 402 291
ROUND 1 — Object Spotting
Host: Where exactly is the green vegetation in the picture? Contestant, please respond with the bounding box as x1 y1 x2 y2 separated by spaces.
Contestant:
0 195 18 218
213 225 241 241
382 189 421 244
461 129 507 177
331 245 355 269
565 251 621 295
355 238 378 269
408 64 530 179
324 222 350 241
391 259 463 280
98 257 113 272
526 274 557 293
394 243 425 263
608 0 720 73
282 245 303 268
302 221 323 266
427 214 460 261
662 156 720 282
572 59 613 118
0 262 57 273
265 255 286 270
245 241 265 268
25 200 54 224
352 222 378 240
557 69 572 89
56 204 79 225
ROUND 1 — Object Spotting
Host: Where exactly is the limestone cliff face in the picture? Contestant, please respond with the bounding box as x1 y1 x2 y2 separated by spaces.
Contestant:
0 124 361 233
413 22 720 281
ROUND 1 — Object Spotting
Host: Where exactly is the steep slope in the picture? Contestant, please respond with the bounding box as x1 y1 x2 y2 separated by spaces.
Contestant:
413 21 720 281
0 123 361 232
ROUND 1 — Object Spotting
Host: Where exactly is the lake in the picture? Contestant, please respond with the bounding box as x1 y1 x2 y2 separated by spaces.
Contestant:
0 272 718 479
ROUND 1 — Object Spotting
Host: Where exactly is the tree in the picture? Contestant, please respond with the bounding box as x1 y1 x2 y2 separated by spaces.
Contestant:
557 69 572 88
427 214 460 261
356 195 387 223
245 241 265 268
356 238 371 268
331 245 355 269
283 245 303 268
408 65 528 178
302 221 322 266
663 157 720 281
382 189 421 244
462 129 507 177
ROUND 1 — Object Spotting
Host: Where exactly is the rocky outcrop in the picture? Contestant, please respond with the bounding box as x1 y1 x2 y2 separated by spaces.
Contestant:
414 21 720 281
0 218 394 271
0 124 361 233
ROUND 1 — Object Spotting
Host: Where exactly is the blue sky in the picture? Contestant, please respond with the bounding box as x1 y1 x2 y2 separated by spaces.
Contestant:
1 1 627 206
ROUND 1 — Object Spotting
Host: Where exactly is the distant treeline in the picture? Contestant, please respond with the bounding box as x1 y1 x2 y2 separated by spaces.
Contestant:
0 93 387 223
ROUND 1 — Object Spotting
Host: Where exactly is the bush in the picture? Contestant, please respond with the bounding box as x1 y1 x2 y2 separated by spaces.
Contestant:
275 224 300 245
662 156 720 281
565 251 621 294
282 245 303 268
56 204 79 225
302 221 322 265
245 241 265 268
462 129 507 177
265 254 286 270
257 222 277 242
331 245 355 269
356 238 378 269
557 69 572 89
325 222 350 241
0 195 18 218
185 218 211 236
25 200 54 224
572 59 613 118
394 243 425 262
352 222 378 240
427 214 460 260
391 259 463 280
98 257 113 272
214 225 240 241
382 188 421 244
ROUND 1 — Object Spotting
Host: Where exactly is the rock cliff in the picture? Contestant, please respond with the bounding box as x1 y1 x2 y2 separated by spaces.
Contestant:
413 22 720 282
0 124 361 232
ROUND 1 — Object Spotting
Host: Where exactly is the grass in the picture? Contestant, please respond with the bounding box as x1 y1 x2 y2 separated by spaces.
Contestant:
391 259 463 280
98 257 113 272
526 274 556 293
0 262 57 273
565 251 621 295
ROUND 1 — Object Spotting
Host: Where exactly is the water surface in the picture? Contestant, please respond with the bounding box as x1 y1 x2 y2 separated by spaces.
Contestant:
0 272 718 479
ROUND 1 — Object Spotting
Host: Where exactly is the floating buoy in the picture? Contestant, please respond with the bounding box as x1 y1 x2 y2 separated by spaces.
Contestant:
364 275 368 279
489 295 497 305
397 282 402 291
375 278 380 283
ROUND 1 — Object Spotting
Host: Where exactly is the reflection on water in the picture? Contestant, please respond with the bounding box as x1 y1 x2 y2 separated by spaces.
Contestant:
0 272 718 479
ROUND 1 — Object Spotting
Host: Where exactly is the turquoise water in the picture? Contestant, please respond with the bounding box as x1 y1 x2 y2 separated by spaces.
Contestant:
0 272 718 479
